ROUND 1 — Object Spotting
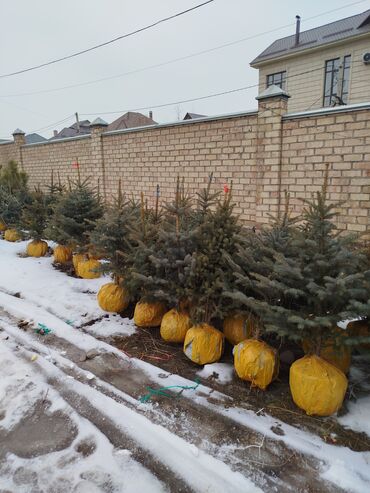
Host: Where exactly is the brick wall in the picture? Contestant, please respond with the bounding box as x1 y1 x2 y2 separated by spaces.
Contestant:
0 142 16 167
0 99 369 233
282 106 370 232
101 114 258 223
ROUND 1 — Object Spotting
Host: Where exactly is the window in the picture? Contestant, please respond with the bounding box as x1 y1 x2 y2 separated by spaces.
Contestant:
266 71 286 90
323 55 351 107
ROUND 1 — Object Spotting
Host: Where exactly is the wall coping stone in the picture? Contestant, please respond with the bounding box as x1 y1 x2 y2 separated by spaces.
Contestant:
283 101 370 120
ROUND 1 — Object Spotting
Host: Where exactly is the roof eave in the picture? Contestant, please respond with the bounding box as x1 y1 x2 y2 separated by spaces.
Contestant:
250 30 370 68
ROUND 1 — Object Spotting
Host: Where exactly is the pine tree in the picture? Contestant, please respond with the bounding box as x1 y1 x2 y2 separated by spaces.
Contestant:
184 179 242 323
0 160 28 194
21 187 49 240
229 166 370 350
0 187 23 227
135 177 196 308
90 181 138 280
46 174 103 250
0 161 29 228
122 188 162 301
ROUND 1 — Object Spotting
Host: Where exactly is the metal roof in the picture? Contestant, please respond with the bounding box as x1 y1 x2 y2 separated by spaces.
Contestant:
251 9 370 66
183 112 207 120
107 111 156 131
25 133 46 144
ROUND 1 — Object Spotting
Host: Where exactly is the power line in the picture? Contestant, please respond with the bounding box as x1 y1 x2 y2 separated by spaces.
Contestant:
0 0 367 98
0 0 215 80
30 114 75 134
80 61 364 116
3 59 364 138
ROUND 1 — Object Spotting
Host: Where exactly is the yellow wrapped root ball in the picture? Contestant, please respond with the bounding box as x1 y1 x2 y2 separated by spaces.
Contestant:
97 282 129 313
290 355 348 416
0 221 7 232
26 239 48 257
303 328 351 374
134 301 167 327
160 309 191 343
184 324 224 365
78 259 101 279
234 339 278 390
72 253 88 275
4 229 21 242
53 245 72 264
223 313 255 346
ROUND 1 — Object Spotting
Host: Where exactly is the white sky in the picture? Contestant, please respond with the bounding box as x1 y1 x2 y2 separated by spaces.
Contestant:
0 0 369 139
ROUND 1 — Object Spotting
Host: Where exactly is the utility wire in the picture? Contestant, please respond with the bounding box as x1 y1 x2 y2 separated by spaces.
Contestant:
80 60 364 116
0 0 215 80
3 59 364 138
30 114 76 133
0 0 367 97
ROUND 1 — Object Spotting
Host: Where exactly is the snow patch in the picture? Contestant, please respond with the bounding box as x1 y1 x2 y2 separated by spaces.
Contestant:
88 315 136 338
197 362 234 384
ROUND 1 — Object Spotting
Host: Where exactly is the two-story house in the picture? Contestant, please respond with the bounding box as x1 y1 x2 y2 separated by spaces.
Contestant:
251 9 370 112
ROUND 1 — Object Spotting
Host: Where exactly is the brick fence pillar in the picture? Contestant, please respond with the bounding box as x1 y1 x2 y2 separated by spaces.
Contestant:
90 118 108 200
255 86 290 224
12 128 26 170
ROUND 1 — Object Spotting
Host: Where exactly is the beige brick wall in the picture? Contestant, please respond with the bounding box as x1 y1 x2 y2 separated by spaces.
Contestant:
0 142 16 167
101 115 258 223
282 107 370 232
257 36 370 112
21 137 93 189
0 102 369 233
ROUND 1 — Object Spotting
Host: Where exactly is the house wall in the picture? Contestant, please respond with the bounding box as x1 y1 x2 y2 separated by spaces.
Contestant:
0 99 369 234
257 36 370 112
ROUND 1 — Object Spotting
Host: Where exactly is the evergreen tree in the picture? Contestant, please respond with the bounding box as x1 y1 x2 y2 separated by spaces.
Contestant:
90 181 138 279
0 186 23 227
135 178 196 308
184 179 242 323
229 166 370 350
46 175 103 250
0 161 29 227
122 188 162 301
21 188 48 240
0 160 28 194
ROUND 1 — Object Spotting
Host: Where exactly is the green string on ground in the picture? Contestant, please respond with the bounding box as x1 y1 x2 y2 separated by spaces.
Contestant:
35 323 52 335
140 378 200 403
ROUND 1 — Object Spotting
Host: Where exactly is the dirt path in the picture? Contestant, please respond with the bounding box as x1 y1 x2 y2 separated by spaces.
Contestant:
0 307 351 493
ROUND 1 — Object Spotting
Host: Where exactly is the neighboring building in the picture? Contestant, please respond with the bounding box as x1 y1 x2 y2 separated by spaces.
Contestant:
50 112 156 139
106 112 156 131
51 120 91 140
251 9 370 112
183 112 207 120
25 133 47 144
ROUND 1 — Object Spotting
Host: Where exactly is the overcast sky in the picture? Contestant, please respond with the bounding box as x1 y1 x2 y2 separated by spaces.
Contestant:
0 0 369 139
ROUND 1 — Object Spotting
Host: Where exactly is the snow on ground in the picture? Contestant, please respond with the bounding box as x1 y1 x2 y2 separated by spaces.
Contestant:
0 240 136 339
0 337 166 493
1 239 370 492
338 395 370 438
197 362 234 384
0 240 104 325
137 353 370 493
88 315 136 338
337 362 370 438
